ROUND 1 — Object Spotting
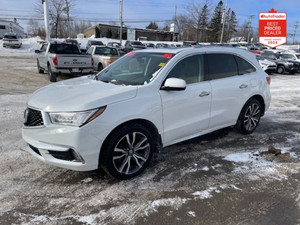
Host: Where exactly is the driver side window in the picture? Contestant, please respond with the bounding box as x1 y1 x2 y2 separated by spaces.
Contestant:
167 55 204 84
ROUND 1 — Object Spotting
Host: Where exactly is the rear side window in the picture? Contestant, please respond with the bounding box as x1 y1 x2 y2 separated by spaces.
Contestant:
205 54 238 80
0 25 5 29
234 56 256 75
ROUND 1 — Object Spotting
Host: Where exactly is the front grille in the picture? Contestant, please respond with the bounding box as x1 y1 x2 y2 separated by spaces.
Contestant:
24 108 44 127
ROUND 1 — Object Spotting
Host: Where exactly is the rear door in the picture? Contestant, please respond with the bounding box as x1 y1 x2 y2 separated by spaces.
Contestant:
206 53 256 129
159 54 212 145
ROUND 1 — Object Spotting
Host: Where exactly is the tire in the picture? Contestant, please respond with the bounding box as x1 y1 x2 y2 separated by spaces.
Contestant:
101 124 155 180
37 60 44 74
277 65 285 74
47 65 57 82
236 99 262 135
98 63 103 71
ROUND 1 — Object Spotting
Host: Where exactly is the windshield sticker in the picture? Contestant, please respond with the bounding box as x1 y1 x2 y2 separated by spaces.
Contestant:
162 53 173 59
126 52 135 56
158 62 166 67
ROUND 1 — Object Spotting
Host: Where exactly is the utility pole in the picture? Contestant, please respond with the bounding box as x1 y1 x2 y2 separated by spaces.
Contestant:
247 15 255 43
220 0 227 43
293 21 299 44
42 0 50 42
173 4 177 42
119 0 123 45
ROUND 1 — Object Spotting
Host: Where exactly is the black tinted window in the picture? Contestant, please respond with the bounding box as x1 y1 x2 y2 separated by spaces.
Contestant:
0 25 5 29
235 56 256 75
168 55 204 84
49 44 80 54
205 54 238 80
95 47 118 56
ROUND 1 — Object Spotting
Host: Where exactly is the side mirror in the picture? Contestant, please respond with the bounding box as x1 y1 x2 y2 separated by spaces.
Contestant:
161 78 186 91
35 50 41 53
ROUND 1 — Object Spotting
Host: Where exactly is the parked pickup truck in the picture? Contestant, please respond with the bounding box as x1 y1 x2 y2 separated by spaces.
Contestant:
35 41 94 82
86 46 120 71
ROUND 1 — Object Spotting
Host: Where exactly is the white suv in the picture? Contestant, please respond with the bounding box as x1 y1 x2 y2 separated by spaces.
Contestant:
22 47 271 179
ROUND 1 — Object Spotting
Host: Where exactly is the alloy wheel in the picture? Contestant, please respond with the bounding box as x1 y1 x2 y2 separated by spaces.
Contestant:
244 103 261 132
112 132 150 175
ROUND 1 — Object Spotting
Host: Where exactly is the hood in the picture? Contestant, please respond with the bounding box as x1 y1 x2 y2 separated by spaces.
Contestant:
28 76 138 112
261 59 276 66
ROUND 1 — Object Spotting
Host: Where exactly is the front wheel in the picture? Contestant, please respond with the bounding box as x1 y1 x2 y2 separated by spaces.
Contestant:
237 99 262 134
277 65 285 74
101 124 155 180
47 65 57 82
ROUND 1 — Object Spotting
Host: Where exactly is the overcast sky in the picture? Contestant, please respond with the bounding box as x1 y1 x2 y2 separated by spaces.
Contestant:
1 0 300 42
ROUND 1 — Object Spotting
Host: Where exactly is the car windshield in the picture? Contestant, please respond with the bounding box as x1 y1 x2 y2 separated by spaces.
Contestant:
95 47 118 56
4 35 17 39
96 52 174 85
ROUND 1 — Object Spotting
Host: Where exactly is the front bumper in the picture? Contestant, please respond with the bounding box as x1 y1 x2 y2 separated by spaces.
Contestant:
22 108 107 171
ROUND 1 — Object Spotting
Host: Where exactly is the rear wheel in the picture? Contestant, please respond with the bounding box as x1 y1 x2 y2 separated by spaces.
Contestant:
277 65 285 74
98 63 103 71
101 124 154 180
237 99 262 134
47 65 57 82
37 60 44 74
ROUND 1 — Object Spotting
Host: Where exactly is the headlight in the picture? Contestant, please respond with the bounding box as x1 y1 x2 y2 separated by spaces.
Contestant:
49 106 106 127
261 63 268 66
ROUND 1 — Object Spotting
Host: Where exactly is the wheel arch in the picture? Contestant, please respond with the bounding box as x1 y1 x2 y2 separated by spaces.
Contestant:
99 119 162 166
245 95 265 116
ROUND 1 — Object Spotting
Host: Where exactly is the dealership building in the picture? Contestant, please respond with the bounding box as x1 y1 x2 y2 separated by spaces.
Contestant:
84 23 177 41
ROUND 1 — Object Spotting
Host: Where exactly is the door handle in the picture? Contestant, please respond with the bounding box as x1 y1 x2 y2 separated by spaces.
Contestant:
239 84 248 89
199 91 210 97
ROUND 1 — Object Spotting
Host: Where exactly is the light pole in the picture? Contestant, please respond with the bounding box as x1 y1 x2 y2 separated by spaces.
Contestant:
42 0 50 42
119 0 123 45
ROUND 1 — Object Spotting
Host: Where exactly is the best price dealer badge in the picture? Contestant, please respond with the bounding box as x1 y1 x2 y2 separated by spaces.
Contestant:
259 8 287 48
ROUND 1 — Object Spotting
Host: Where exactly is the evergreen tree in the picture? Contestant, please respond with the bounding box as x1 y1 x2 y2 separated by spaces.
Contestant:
198 4 209 42
146 22 159 30
209 1 224 42
228 11 238 41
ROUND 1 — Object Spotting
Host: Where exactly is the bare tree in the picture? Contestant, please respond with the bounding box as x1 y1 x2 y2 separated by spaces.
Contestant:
27 19 40 37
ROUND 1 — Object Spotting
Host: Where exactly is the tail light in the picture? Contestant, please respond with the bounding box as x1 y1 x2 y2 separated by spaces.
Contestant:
91 57 94 66
266 76 271 85
52 57 58 66
106 58 112 65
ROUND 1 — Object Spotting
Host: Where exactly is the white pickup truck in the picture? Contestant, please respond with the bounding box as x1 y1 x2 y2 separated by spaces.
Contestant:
35 41 94 82
86 46 120 71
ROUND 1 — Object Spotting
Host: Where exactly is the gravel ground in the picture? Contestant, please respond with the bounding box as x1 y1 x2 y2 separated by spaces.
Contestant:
0 55 299 225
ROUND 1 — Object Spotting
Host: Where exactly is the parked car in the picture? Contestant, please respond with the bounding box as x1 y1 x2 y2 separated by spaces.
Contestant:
22 47 271 180
145 43 155 48
261 52 299 74
35 41 94 82
86 46 120 71
278 53 300 63
155 43 169 48
107 42 122 49
2 32 22 48
256 54 277 74
124 40 146 52
86 40 104 50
